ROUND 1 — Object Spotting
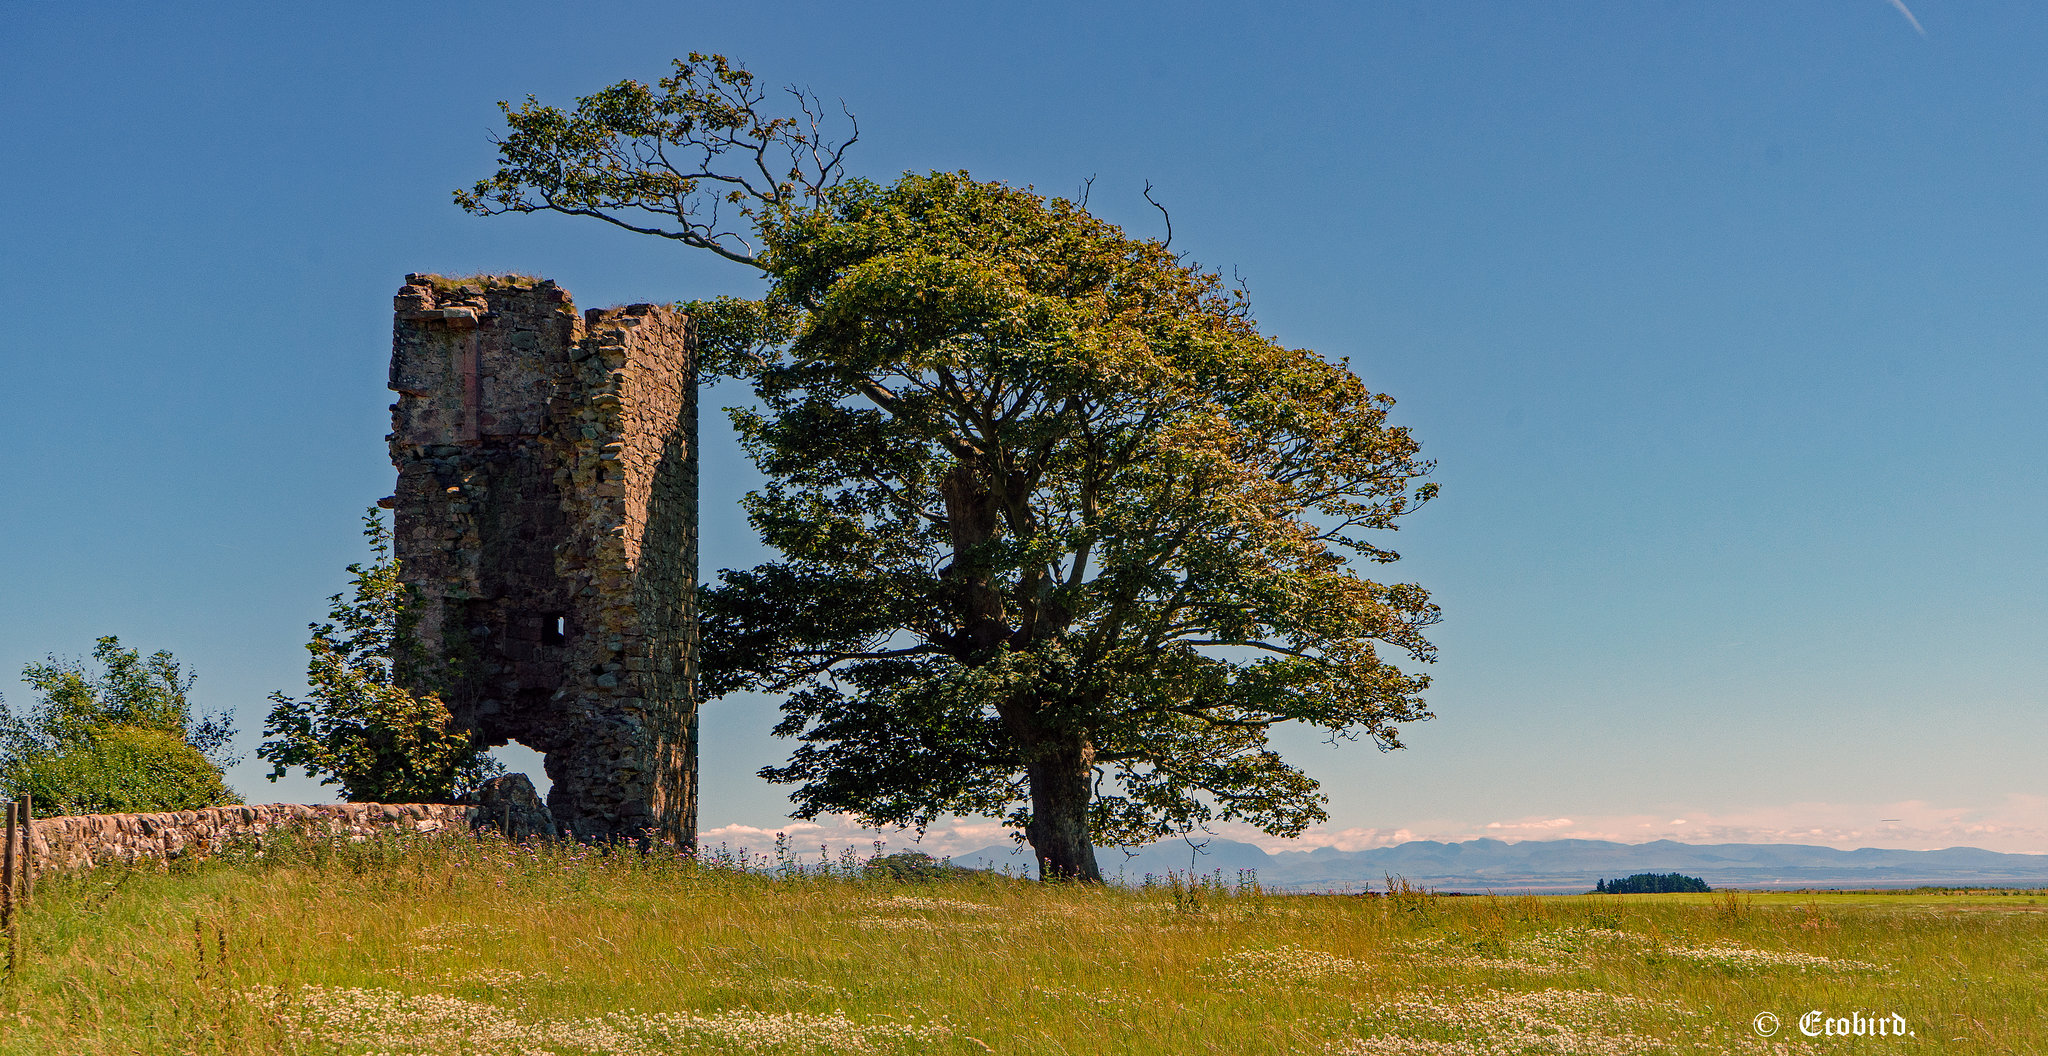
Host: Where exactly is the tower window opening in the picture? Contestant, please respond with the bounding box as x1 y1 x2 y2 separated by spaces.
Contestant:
543 613 568 645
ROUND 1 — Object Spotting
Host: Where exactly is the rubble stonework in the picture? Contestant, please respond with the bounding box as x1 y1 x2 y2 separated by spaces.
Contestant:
471 773 557 841
388 275 698 844
16 803 476 880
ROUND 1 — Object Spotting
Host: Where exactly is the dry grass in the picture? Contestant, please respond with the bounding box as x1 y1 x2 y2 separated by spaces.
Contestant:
0 832 2041 1054
416 273 545 292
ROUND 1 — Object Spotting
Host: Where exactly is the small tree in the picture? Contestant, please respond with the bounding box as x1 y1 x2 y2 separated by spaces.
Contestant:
0 636 241 816
261 508 501 802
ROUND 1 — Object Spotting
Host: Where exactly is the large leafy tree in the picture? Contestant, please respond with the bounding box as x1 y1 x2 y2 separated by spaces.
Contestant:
460 56 1440 880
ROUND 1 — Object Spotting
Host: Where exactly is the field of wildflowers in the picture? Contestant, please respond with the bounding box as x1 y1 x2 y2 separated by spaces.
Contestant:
0 829 2039 1054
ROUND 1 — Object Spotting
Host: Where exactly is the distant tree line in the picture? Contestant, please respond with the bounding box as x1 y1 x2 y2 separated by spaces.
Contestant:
1595 872 1710 894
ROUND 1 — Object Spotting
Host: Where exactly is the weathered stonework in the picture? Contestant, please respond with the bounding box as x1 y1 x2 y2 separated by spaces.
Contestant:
17 803 477 880
388 275 698 845
471 773 556 841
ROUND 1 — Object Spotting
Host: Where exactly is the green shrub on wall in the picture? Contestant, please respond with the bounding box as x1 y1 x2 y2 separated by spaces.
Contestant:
7 725 239 815
0 635 241 816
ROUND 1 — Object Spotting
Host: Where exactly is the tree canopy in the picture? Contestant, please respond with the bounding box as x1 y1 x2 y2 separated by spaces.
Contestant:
455 51 851 271
461 55 1440 880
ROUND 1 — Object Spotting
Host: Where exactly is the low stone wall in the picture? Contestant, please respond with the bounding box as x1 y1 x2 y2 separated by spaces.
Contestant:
16 802 477 880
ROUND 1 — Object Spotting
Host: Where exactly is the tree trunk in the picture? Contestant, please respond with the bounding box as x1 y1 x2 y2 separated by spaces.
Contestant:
1022 732 1102 883
940 464 1008 653
947 462 1098 881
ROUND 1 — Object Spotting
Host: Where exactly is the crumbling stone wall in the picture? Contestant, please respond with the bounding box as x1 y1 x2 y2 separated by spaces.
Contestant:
16 803 475 880
388 275 698 845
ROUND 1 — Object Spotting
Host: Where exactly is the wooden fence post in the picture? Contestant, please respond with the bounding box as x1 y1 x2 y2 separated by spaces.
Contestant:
18 794 30 905
3 798 16 971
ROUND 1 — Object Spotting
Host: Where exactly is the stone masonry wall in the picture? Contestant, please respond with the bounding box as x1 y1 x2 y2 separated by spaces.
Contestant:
388 275 698 845
14 803 475 881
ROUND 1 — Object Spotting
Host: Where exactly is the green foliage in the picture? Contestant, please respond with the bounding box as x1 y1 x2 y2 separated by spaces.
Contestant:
862 850 985 882
5 725 238 816
1596 873 1712 894
260 508 501 803
455 52 854 269
717 173 1440 876
462 57 1439 881
0 635 240 817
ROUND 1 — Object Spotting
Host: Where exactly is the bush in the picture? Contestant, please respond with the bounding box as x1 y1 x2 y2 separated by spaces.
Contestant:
865 851 979 882
8 725 238 815
0 635 240 816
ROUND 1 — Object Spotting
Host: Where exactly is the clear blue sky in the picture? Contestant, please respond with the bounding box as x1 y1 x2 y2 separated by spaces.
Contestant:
3 2 2041 853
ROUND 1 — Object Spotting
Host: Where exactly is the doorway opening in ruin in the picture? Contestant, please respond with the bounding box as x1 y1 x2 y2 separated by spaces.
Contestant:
489 740 555 798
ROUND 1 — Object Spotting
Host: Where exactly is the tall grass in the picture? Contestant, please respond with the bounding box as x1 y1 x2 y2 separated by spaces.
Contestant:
0 830 2040 1054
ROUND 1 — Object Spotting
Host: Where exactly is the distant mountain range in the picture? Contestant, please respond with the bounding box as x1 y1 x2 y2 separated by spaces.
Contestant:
948 837 2048 892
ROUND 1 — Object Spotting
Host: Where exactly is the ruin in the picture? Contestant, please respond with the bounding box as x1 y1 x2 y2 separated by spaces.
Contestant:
386 274 698 844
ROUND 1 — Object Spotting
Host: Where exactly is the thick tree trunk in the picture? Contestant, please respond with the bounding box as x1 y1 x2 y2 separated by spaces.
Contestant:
1022 732 1102 883
940 464 1009 652
944 461 1099 881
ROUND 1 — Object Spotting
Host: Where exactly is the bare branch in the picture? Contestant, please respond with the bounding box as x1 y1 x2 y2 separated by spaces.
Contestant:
457 53 857 273
1143 179 1172 250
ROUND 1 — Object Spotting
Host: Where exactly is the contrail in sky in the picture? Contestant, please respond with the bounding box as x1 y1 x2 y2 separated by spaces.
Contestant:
1888 0 1928 36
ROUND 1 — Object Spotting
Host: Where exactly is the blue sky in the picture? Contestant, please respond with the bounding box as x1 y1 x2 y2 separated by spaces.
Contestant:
3 2 2041 854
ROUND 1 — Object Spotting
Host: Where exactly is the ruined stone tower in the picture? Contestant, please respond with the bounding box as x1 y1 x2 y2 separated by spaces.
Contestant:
387 274 697 844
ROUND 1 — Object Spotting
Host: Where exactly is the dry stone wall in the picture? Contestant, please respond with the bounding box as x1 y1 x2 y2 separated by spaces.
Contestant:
388 275 699 845
15 803 475 881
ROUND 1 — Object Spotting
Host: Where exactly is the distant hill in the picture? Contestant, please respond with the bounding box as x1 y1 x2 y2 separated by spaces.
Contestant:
947 837 2048 892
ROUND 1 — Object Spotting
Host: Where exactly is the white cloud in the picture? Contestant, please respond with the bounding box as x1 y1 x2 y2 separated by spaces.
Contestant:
695 815 1020 859
1220 794 2048 854
695 794 2048 859
1486 817 1574 831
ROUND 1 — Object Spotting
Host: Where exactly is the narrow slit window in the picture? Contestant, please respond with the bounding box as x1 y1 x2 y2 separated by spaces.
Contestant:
543 614 567 645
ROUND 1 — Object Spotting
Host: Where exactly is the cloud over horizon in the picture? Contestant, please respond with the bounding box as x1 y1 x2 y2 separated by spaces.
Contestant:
698 794 2048 859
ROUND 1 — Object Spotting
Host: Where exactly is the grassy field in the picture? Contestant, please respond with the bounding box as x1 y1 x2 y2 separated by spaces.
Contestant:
0 832 2041 1054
